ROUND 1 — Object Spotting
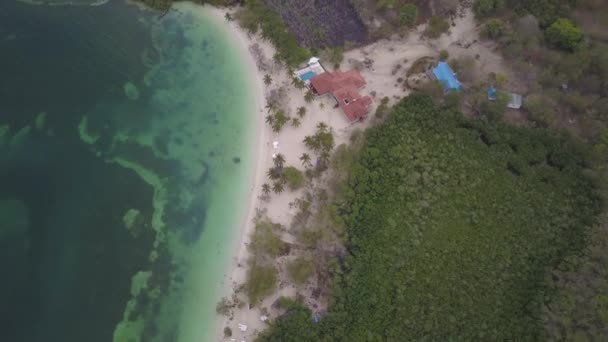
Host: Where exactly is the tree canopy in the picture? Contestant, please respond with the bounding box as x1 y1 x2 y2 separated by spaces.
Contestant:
545 18 584 51
257 95 600 341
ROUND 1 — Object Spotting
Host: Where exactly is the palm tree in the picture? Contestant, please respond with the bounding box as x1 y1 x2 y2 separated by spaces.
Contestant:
292 77 305 90
300 153 312 168
265 114 275 125
304 90 315 103
224 13 233 21
265 100 277 112
275 110 289 126
297 106 307 118
273 153 285 169
316 122 328 131
303 135 321 152
272 121 283 133
264 74 272 86
261 183 271 196
291 117 301 128
272 181 284 194
267 167 281 180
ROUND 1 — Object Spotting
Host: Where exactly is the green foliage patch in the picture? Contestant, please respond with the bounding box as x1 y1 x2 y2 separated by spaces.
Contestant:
249 221 288 257
282 166 305 190
238 0 310 67
399 4 418 27
245 263 278 304
545 18 584 51
258 95 599 340
482 18 505 39
287 257 314 286
473 0 505 18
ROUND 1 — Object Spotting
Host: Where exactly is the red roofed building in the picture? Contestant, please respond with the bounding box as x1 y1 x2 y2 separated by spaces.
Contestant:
309 70 372 122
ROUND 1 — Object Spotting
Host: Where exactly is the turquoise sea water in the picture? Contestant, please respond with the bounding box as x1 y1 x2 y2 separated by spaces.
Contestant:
0 1 254 341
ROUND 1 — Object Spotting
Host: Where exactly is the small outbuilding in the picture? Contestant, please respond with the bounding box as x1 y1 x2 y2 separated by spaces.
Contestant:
432 62 462 92
507 93 523 109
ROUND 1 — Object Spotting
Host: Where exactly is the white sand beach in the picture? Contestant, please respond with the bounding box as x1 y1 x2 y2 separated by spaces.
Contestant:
204 5 507 341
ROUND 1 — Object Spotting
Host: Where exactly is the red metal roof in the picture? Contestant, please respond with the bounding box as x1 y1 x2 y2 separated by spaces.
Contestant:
310 70 371 121
310 70 366 95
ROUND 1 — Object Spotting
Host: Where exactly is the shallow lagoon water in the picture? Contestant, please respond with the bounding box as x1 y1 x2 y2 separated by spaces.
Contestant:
0 1 254 341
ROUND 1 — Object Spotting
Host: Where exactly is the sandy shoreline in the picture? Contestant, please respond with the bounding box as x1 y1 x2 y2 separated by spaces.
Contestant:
200 4 508 340
201 6 272 341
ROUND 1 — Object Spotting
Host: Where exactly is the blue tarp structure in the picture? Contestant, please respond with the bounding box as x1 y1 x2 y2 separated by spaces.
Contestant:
432 62 461 91
488 86 497 100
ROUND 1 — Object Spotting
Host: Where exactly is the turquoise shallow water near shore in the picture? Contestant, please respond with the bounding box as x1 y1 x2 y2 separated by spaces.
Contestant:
0 1 254 341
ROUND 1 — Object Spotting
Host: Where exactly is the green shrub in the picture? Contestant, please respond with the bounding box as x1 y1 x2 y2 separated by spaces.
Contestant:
482 19 505 39
399 4 418 27
282 166 305 190
375 96 391 118
376 0 397 10
439 50 449 60
297 228 323 247
245 263 277 304
249 221 288 257
479 90 509 121
257 300 320 341
424 16 450 38
216 297 232 316
287 258 314 285
517 0 568 27
545 18 584 51
473 0 505 18
443 90 463 109
525 94 558 126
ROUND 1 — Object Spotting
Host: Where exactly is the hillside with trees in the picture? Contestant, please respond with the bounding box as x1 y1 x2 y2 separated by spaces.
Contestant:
258 95 601 340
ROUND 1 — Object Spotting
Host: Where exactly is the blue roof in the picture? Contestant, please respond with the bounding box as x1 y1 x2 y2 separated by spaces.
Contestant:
432 62 461 90
488 86 497 99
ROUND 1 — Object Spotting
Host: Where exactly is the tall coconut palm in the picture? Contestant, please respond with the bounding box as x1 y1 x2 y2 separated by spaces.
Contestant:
300 153 312 168
291 117 301 128
261 183 271 196
316 122 328 131
304 90 315 103
265 100 277 112
267 167 281 180
291 76 306 90
273 153 286 169
272 181 284 194
264 74 272 86
265 114 275 125
303 135 321 152
297 106 307 118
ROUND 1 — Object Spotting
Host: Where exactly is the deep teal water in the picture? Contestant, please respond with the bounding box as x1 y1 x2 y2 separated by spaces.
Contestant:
0 1 254 341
